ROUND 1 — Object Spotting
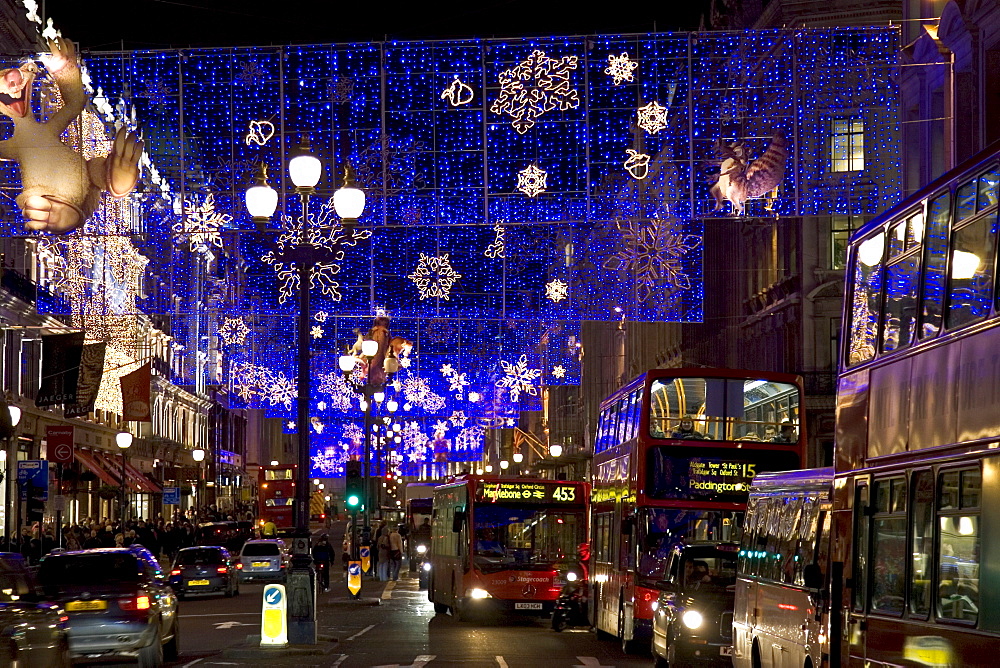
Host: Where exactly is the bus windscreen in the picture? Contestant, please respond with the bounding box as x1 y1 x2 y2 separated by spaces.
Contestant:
473 503 585 572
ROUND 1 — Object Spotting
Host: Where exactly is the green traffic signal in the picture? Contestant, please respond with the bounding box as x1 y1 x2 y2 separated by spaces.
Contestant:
346 494 360 508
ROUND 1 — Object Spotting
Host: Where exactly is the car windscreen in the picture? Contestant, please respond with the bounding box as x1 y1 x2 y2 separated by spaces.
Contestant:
39 553 142 594
177 548 226 565
241 543 280 557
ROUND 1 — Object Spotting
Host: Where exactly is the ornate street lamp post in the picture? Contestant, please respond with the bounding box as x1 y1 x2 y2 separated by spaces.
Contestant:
0 400 22 540
116 431 133 521
191 446 205 517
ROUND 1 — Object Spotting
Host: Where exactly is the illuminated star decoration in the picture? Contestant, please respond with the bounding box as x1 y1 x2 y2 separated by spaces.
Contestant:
449 410 468 428
314 310 329 322
244 120 275 146
485 223 505 258
440 364 469 399
552 365 567 379
490 49 580 134
287 421 296 430
218 317 250 346
517 163 548 198
605 52 638 86
441 76 474 106
637 101 668 134
174 192 231 254
545 278 569 303
408 253 463 300
311 325 324 339
603 217 702 301
624 149 651 180
496 354 541 403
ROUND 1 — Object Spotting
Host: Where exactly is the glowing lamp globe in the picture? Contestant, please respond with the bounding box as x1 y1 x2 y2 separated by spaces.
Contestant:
116 431 133 450
289 137 322 189
361 339 379 357
339 354 356 372
549 443 563 457
512 453 523 463
7 404 21 427
245 163 278 220
500 460 509 470
192 447 206 462
333 164 365 220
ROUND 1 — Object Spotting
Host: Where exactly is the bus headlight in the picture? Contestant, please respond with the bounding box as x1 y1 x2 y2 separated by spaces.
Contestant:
422 561 432 572
566 571 578 582
416 544 427 555
467 588 492 599
681 610 704 629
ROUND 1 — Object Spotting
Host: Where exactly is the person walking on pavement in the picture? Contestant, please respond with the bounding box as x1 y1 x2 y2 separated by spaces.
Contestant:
388 525 404 581
311 534 334 591
376 529 391 581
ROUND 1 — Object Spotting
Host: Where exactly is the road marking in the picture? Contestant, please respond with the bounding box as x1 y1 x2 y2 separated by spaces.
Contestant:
179 612 259 618
331 655 348 667
347 623 376 641
574 658 614 668
382 580 396 599
213 620 255 629
496 657 509 667
373 655 436 668
181 659 204 668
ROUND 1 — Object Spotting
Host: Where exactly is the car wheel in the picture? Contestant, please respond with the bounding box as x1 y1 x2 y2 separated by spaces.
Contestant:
137 635 164 668
654 650 670 668
433 601 449 614
224 580 234 597
552 610 568 632
163 619 180 662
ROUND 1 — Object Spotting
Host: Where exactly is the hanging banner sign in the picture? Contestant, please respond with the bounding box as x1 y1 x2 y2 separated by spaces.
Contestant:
347 561 361 596
64 342 107 417
36 332 85 406
163 487 180 505
120 362 152 422
260 584 288 646
360 545 370 573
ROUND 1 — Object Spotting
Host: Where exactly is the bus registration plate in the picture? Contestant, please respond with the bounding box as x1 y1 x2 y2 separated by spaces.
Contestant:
515 602 542 610
720 646 733 656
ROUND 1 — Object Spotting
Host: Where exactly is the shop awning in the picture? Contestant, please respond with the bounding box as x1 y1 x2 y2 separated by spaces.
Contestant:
91 451 161 494
75 449 122 488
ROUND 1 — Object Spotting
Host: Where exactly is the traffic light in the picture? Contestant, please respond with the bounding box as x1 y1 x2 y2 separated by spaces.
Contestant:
26 483 45 524
345 460 362 510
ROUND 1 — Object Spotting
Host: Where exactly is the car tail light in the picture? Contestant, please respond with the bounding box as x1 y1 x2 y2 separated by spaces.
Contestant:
170 569 181 576
236 563 243 569
217 566 228 574
119 595 151 611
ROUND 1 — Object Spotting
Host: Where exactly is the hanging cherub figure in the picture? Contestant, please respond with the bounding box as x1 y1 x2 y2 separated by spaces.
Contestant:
0 37 143 233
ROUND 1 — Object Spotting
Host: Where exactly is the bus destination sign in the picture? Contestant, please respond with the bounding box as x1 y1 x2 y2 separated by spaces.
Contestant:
477 481 580 504
688 458 756 495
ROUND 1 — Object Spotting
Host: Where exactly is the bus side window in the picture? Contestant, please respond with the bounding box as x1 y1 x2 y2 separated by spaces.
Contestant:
852 483 870 611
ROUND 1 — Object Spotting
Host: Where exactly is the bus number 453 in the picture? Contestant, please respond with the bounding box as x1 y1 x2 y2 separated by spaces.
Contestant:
553 486 576 502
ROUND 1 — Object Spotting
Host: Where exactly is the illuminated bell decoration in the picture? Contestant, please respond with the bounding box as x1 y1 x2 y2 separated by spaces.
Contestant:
245 163 278 221
333 164 365 221
288 135 321 190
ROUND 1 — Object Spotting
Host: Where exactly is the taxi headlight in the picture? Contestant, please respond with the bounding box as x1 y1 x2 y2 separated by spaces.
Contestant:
422 561 432 572
682 610 704 629
651 600 659 612
467 588 492 599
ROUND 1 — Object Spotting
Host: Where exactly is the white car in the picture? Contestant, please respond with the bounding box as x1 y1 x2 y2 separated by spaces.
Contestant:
238 539 288 583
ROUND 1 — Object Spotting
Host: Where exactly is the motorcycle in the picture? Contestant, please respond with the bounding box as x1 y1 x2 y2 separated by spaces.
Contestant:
552 564 590 632
413 542 430 589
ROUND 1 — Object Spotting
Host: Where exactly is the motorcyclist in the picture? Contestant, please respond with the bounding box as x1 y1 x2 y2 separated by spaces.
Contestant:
311 534 334 591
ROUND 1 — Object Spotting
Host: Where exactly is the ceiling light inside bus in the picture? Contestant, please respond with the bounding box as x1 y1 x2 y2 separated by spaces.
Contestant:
951 251 981 280
857 233 884 267
958 516 975 536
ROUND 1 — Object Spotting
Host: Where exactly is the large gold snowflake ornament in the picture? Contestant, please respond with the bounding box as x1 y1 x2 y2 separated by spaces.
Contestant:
603 218 701 301
490 49 580 134
218 317 250 346
605 52 638 86
637 101 668 134
408 253 463 300
175 192 231 253
517 163 548 198
545 279 569 303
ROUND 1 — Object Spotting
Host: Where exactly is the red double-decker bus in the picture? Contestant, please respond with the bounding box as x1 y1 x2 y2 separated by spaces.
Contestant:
427 476 589 620
590 368 806 653
258 464 295 533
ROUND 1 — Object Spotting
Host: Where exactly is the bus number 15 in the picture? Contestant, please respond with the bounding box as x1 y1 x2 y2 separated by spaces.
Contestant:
553 486 576 502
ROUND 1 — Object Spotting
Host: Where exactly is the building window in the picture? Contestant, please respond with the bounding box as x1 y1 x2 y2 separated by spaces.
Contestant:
830 118 865 172
831 215 862 269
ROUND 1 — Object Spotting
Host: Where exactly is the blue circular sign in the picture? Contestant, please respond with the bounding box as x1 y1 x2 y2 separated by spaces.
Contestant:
264 586 283 606
348 563 361 576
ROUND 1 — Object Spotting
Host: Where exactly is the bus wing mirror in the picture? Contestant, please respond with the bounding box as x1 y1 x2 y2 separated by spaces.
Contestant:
803 563 823 590
452 510 466 532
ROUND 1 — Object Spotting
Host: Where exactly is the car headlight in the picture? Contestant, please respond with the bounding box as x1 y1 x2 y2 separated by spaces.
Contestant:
467 588 492 599
681 610 704 629
566 571 578 582
422 561 432 572
416 544 427 554
651 600 659 612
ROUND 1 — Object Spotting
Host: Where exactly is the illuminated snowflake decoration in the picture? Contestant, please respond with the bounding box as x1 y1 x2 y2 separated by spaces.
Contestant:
261 197 371 304
174 192 231 253
625 149 651 180
317 370 356 411
399 357 412 369
310 325 324 339
603 218 702 301
265 372 297 411
552 365 567 379
440 364 469 399
236 60 268 86
218 317 250 346
545 278 569 303
517 163 548 198
230 362 271 402
441 76 474 106
329 76 354 105
408 253 462 301
403 421 429 459
318 401 327 410
450 411 469 428
506 418 518 427
136 80 175 106
312 446 346 476
314 311 329 322
490 49 580 134
637 101 668 134
402 377 447 412
496 354 541 403
433 420 450 433
485 223 505 259
605 52 638 85
286 421 296 431
454 426 484 454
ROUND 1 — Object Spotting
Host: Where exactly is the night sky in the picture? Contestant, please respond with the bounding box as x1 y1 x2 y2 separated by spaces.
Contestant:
43 0 710 50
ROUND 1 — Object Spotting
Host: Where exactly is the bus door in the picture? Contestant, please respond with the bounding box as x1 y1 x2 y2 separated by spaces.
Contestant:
847 478 870 667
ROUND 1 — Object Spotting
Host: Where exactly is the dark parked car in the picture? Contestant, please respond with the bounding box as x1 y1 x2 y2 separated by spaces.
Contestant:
196 521 253 554
651 541 738 668
37 546 179 667
170 546 240 599
0 552 71 667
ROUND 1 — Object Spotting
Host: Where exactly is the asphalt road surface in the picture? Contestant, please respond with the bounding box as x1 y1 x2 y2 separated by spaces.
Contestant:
146 570 656 668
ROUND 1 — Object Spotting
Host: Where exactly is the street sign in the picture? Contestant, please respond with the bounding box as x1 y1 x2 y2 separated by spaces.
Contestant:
347 561 361 596
51 495 66 511
360 545 370 573
16 460 48 500
260 584 288 646
162 487 180 505
45 425 74 464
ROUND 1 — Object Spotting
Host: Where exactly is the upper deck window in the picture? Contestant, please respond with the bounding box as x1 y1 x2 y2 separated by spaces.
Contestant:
847 232 884 365
882 211 924 353
918 192 951 339
945 212 997 330
648 377 799 442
